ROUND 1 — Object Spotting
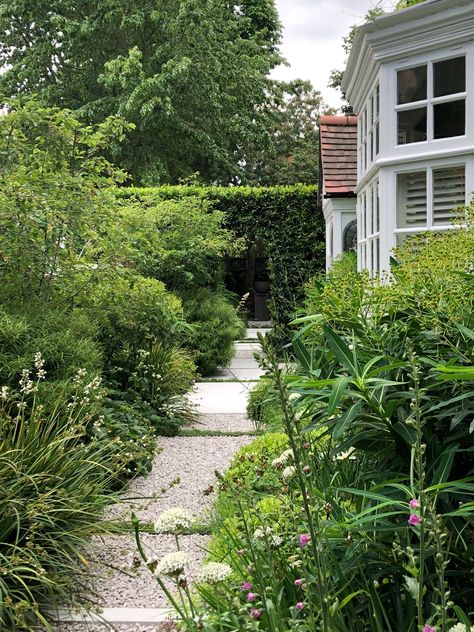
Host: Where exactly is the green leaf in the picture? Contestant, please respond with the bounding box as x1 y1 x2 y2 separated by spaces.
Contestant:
327 376 351 416
430 449 455 486
333 401 363 438
323 324 359 376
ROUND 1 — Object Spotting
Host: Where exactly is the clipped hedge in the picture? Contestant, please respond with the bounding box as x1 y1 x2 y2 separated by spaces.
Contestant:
116 185 325 338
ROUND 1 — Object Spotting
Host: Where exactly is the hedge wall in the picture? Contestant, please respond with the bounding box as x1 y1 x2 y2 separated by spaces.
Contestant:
116 185 325 338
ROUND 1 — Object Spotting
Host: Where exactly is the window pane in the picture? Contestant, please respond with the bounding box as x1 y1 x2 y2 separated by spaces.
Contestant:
397 171 427 227
375 122 379 155
398 65 427 104
434 100 465 139
433 166 465 225
398 107 427 144
434 57 465 97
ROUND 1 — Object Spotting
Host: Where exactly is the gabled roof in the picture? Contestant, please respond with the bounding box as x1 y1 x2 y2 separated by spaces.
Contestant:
319 115 358 197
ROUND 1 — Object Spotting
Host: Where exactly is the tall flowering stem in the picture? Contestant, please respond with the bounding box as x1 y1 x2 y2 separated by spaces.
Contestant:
260 336 331 632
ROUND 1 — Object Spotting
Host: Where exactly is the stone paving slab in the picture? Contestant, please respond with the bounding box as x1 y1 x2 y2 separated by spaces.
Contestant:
206 367 264 381
245 327 271 339
107 435 252 523
234 342 262 359
189 381 255 414
228 357 261 369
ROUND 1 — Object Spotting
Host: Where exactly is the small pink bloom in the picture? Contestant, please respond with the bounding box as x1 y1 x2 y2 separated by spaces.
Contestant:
242 581 252 591
294 578 304 587
303 465 310 473
250 609 262 619
299 533 311 547
408 514 422 526
409 498 420 509
422 626 436 632
246 592 256 602
295 602 305 611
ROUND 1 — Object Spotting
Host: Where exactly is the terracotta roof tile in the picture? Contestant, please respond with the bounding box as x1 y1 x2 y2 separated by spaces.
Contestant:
320 115 358 196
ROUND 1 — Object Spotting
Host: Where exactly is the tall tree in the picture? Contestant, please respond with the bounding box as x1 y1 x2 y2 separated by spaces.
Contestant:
0 0 282 184
242 80 330 186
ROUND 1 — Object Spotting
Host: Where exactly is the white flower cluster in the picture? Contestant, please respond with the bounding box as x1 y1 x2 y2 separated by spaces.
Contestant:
0 386 9 400
155 551 191 577
271 448 293 468
334 447 357 461
19 368 37 394
288 392 301 402
282 465 296 480
154 508 195 534
195 562 232 584
34 352 47 379
449 625 474 632
253 526 283 547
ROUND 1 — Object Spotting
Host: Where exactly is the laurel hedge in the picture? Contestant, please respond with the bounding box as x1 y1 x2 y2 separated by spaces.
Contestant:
116 185 325 339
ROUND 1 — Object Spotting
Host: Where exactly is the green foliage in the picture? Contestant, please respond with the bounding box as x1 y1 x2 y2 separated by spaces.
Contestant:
0 98 130 304
246 378 283 431
0 0 283 184
183 289 245 375
0 378 121 631
112 196 235 293
117 185 325 338
167 225 474 631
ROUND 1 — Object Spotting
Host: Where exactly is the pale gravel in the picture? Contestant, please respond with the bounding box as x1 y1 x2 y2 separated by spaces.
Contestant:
196 413 255 433
78 533 210 610
106 435 252 523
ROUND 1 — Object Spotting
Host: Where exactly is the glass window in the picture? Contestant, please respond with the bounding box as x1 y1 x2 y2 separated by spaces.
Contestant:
343 220 357 252
434 100 465 139
397 171 427 227
398 65 427 104
398 107 427 144
434 57 465 97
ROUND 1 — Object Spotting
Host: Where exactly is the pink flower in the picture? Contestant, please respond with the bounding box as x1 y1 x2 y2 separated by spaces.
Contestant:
295 602 305 611
409 498 420 509
408 514 422 526
294 578 304 587
250 609 262 619
246 592 256 602
299 533 311 547
242 581 252 591
422 626 436 632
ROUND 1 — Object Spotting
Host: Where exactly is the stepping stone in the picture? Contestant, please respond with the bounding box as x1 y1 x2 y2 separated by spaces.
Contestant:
53 607 173 626
206 367 264 381
234 342 262 359
228 357 260 369
189 381 255 414
245 328 271 339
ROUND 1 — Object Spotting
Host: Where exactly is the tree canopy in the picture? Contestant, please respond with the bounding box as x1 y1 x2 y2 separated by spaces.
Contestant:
0 0 284 184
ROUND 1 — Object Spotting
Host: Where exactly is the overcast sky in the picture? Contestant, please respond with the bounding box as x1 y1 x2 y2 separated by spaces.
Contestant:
272 0 397 110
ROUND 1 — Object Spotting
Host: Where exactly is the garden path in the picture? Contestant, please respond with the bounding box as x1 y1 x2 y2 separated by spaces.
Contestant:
56 324 270 632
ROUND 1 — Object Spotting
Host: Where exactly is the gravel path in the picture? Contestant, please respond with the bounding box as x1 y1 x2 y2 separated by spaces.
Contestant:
107 434 252 523
59 330 263 629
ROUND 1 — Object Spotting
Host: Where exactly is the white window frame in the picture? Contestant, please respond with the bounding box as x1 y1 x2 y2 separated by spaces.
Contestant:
357 177 380 276
358 82 380 178
394 53 467 147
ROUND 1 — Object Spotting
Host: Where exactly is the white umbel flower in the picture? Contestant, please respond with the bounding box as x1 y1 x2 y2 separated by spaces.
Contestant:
449 624 474 632
0 386 9 400
288 392 301 402
271 448 294 467
195 562 232 584
154 508 194 534
155 551 191 577
282 466 296 480
253 526 282 547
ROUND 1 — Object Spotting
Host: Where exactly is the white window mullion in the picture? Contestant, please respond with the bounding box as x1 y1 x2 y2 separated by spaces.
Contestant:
427 61 434 142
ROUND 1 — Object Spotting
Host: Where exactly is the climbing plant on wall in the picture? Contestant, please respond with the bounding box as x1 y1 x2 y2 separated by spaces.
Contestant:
116 185 324 340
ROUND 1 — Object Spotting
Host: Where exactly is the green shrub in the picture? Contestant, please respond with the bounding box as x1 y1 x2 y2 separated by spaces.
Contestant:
116 185 325 338
246 378 283 431
0 375 121 631
183 289 245 375
0 305 102 414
